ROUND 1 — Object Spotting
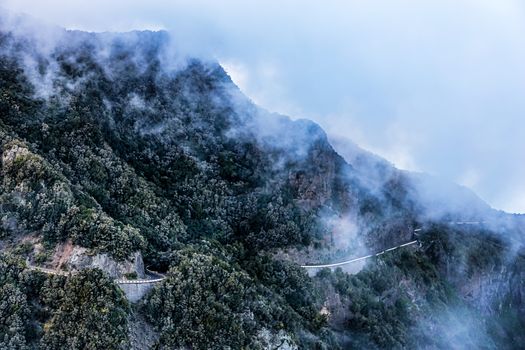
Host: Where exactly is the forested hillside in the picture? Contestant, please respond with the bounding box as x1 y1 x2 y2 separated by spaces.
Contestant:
0 18 524 349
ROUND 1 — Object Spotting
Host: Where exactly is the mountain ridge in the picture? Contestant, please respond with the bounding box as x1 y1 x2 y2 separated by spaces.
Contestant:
0 20 524 349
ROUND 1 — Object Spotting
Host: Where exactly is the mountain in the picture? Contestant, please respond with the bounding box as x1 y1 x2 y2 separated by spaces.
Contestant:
0 16 524 349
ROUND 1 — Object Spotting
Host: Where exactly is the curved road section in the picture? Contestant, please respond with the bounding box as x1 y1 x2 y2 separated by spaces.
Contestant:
301 221 485 270
26 264 166 285
300 240 418 269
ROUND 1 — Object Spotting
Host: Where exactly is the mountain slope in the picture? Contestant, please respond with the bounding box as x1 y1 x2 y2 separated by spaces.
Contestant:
0 18 524 349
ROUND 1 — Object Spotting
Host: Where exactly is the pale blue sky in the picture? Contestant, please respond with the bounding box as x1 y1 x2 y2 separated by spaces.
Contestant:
2 0 525 213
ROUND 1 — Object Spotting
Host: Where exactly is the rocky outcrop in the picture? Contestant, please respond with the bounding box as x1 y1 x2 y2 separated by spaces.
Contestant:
66 247 146 279
461 255 525 318
256 328 298 350
119 282 156 303
287 129 353 212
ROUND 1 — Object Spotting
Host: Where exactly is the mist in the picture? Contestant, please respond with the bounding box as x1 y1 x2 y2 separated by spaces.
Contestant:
1 6 525 349
2 0 523 213
1 6 521 246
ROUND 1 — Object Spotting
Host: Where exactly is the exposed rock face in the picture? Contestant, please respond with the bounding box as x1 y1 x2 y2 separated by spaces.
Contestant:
461 257 525 318
317 283 351 328
2 143 30 165
256 329 298 350
119 283 155 303
287 131 354 212
461 270 508 314
67 247 145 279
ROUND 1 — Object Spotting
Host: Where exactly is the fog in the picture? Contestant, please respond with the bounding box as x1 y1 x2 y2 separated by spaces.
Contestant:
2 0 524 213
1 6 524 348
1 3 520 262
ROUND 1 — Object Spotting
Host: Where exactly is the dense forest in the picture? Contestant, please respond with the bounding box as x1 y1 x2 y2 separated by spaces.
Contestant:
0 18 524 349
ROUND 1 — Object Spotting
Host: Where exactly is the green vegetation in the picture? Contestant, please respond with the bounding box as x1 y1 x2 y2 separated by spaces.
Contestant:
40 269 129 350
0 254 130 349
142 244 333 349
315 250 449 348
0 27 523 349
0 254 31 350
144 249 255 348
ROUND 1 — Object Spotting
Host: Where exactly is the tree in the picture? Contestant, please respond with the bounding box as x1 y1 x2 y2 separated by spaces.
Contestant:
144 250 256 349
0 283 30 350
40 269 129 350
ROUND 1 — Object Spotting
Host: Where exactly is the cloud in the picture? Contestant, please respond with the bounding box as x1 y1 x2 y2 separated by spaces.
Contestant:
2 0 525 213
458 168 481 190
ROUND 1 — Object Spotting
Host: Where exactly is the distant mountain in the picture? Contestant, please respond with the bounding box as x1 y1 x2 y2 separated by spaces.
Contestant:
0 16 523 349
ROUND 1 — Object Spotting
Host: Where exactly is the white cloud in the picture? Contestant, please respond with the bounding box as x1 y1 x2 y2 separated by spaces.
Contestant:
458 168 481 190
493 187 525 214
2 0 525 213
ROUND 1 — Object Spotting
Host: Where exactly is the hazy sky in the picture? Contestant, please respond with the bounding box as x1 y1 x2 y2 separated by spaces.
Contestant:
2 0 525 213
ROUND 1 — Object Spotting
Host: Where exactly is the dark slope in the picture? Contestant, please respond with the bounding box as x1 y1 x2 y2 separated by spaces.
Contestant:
0 25 421 262
1 21 524 349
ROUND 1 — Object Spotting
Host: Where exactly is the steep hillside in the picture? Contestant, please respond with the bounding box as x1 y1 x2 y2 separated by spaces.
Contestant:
0 18 524 349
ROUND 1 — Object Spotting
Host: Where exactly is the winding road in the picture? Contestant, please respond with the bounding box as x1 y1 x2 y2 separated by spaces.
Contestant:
301 221 486 270
27 221 486 277
27 264 166 285
300 240 418 269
